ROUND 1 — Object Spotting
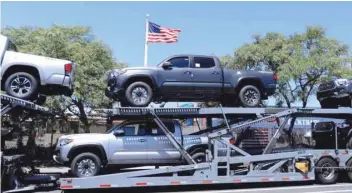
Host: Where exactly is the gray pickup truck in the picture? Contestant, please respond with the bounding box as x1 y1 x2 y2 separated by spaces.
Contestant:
105 54 277 107
53 119 213 177
0 35 75 103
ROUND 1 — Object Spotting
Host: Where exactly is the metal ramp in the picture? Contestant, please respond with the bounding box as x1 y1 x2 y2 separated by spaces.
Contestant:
59 106 352 190
1 94 53 116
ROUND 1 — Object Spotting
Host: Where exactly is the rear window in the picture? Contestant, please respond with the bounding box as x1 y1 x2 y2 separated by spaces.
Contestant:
194 57 216 68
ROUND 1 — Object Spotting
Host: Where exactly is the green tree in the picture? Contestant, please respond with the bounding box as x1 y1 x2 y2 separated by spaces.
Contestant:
234 26 352 108
2 25 126 132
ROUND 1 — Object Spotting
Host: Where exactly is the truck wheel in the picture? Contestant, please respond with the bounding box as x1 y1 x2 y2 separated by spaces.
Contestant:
70 152 101 178
191 152 206 163
238 85 261 107
346 159 352 182
315 157 339 184
125 81 153 107
4 72 38 100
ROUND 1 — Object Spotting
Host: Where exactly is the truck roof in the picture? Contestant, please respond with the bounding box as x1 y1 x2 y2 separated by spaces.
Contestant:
168 54 219 58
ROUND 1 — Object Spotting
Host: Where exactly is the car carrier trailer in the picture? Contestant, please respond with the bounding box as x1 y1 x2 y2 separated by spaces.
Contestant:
1 94 352 192
58 104 352 191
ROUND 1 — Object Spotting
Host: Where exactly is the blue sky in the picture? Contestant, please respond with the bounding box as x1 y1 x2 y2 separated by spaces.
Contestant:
2 1 352 107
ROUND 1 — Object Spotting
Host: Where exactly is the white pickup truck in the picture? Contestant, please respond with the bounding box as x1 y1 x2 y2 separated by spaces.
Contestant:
0 35 75 102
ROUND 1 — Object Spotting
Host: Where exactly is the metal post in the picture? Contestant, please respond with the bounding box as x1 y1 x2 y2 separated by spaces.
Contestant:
263 115 291 154
151 109 196 165
144 14 149 67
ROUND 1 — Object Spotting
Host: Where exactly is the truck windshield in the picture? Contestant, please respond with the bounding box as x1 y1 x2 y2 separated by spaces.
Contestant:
7 40 18 52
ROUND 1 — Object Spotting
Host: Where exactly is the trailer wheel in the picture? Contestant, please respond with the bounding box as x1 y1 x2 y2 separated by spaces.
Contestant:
346 159 352 182
70 152 101 178
315 157 339 184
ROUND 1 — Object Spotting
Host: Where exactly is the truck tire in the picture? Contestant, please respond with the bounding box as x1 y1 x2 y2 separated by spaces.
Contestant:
346 159 352 182
125 81 153 107
347 137 352 149
315 157 339 184
238 85 261 107
70 152 101 178
4 72 38 100
191 152 206 163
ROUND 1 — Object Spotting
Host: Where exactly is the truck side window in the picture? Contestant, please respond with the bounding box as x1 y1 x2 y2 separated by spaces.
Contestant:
167 57 189 68
120 126 136 136
193 57 215 68
149 121 175 135
120 123 147 136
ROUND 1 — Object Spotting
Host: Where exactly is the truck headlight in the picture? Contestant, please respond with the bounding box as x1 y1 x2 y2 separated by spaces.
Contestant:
59 138 74 146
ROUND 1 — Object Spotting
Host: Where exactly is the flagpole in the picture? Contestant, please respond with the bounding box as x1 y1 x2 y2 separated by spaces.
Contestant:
144 13 149 67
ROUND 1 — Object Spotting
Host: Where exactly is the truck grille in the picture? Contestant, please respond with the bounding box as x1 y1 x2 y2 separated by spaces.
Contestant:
318 81 336 91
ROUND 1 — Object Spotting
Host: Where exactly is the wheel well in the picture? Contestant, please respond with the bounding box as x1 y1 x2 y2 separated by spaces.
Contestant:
1 65 40 89
236 78 264 94
69 146 107 163
316 156 338 166
187 145 207 156
124 76 154 90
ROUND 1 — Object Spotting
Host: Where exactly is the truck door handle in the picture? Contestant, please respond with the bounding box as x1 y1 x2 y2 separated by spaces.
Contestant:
138 139 146 142
212 71 219 75
184 71 192 75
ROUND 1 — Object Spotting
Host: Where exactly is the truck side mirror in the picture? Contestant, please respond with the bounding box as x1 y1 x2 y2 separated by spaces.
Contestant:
162 62 172 68
113 129 125 136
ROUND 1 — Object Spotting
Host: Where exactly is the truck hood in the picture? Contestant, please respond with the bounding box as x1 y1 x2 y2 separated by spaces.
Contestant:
59 133 110 140
5 51 72 66
122 67 159 71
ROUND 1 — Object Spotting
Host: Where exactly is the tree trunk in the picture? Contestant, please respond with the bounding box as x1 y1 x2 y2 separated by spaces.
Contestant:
75 99 90 133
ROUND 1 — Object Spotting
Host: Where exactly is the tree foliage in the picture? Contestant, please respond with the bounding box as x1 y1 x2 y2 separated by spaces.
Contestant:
232 26 352 108
2 25 126 132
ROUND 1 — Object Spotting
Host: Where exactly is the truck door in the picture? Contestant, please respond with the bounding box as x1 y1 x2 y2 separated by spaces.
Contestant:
146 120 182 163
108 121 148 164
189 56 223 98
157 56 193 99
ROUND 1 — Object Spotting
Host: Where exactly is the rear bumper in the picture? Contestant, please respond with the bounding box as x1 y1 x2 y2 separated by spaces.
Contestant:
43 74 74 96
263 84 277 98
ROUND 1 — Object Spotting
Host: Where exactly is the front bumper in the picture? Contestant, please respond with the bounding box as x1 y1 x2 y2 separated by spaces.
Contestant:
105 86 124 101
53 154 65 165
317 85 351 102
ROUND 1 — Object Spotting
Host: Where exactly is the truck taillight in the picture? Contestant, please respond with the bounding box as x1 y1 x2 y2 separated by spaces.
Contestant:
273 74 278 80
65 63 73 76
229 138 235 145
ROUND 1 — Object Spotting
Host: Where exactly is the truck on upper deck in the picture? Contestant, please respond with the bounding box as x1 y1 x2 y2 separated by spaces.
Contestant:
105 54 277 107
0 35 75 103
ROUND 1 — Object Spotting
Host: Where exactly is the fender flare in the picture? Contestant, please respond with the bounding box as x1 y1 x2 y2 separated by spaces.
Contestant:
67 144 107 162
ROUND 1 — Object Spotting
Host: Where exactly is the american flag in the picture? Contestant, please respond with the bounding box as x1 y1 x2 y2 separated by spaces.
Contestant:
147 21 181 43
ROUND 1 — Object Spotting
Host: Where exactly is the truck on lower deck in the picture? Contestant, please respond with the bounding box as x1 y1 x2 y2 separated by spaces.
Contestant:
53 118 223 177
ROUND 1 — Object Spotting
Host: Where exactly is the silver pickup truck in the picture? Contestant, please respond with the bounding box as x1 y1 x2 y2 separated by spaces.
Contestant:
0 35 75 102
53 119 214 177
